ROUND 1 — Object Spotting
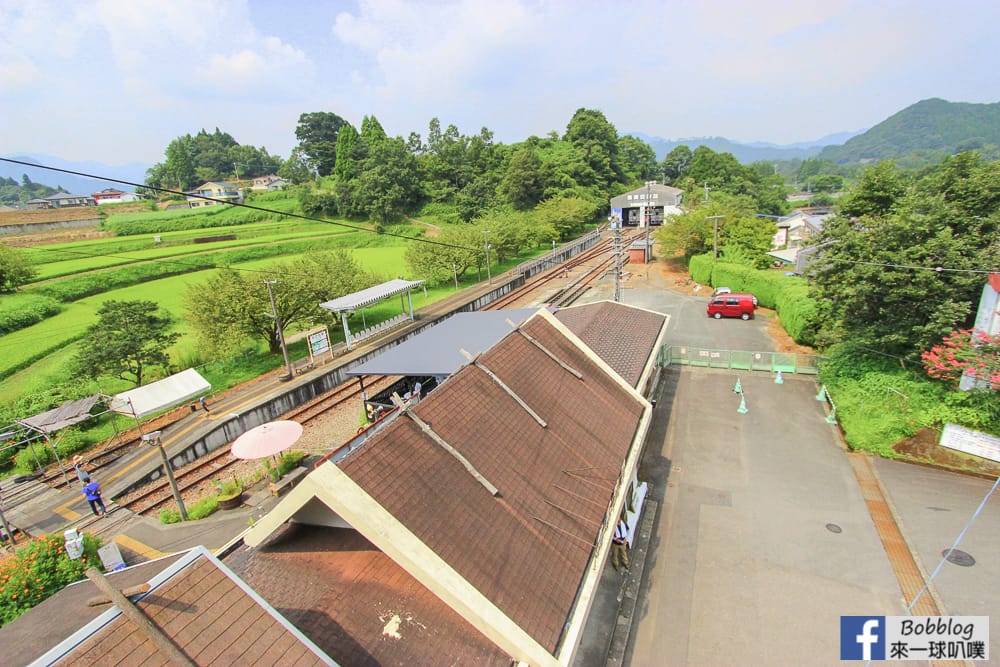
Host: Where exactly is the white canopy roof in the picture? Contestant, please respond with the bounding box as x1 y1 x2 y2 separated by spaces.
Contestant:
110 368 211 419
319 279 425 314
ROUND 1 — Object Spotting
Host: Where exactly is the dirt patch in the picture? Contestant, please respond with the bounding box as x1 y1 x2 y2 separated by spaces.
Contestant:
2 227 111 247
893 428 1000 478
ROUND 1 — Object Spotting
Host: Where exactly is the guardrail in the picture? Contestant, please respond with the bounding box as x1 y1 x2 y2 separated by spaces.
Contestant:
658 345 825 374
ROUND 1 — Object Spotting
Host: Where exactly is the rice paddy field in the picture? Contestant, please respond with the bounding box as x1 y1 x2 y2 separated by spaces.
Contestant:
0 199 464 405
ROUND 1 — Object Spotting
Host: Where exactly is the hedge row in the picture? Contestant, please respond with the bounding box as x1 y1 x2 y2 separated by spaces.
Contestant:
690 253 824 346
0 295 62 335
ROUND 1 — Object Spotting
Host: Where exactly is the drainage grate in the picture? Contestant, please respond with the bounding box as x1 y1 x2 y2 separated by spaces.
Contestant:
826 523 842 534
943 549 975 567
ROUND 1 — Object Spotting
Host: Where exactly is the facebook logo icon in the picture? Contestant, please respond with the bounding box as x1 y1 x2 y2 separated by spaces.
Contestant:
841 616 886 660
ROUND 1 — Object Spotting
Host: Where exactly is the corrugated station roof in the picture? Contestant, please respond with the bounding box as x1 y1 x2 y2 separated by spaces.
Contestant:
347 308 540 377
227 524 512 666
241 309 650 663
555 300 668 388
338 312 645 652
319 278 425 313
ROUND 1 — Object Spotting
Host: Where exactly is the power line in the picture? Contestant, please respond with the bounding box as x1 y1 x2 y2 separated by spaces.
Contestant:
823 256 999 275
0 157 474 253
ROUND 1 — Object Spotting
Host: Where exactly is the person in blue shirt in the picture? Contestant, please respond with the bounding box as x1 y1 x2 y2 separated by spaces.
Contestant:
82 479 106 517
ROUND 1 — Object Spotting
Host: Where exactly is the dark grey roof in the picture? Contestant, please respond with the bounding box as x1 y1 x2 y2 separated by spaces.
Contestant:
320 278 426 313
348 308 540 377
18 395 101 434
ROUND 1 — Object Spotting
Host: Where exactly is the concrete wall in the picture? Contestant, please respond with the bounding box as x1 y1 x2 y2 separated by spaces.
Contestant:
0 218 102 235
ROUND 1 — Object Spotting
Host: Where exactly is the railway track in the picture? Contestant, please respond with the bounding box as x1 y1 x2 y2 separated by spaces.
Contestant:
126 448 241 515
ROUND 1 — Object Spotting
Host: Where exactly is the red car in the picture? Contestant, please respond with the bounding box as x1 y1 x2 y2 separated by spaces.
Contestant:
707 293 757 320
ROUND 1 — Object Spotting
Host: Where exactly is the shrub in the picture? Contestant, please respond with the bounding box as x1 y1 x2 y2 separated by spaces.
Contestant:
159 508 182 524
277 450 306 476
0 532 102 626
688 253 713 285
0 295 62 335
186 496 219 521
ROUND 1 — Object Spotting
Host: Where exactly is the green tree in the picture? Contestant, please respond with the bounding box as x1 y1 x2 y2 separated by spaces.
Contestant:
618 135 658 182
278 148 313 185
837 161 908 218
564 108 622 188
185 252 375 355
294 112 348 177
72 300 180 386
534 196 598 240
360 115 388 148
500 147 545 210
355 137 422 226
333 123 363 182
163 136 198 190
811 153 1000 356
661 145 692 183
404 225 482 286
0 242 36 292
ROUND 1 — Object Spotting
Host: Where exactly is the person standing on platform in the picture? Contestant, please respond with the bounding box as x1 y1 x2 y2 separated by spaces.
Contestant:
611 518 630 572
72 455 90 485
82 479 106 517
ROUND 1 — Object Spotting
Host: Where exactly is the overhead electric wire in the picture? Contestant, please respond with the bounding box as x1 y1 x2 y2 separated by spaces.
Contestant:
0 157 475 252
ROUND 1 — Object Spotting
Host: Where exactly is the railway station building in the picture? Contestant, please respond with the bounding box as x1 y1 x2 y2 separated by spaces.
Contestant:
609 182 684 227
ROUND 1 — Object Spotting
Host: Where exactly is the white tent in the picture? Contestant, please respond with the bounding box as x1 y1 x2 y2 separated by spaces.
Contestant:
110 368 211 419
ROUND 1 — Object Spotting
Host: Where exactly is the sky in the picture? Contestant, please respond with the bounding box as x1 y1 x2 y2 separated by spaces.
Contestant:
2 0 999 167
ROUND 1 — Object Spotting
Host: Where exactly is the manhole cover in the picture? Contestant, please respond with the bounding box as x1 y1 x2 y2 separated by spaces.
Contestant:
943 549 975 567
826 523 842 534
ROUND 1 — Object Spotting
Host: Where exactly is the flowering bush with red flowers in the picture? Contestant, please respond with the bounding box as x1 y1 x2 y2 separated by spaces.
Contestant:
0 532 102 626
922 329 1000 389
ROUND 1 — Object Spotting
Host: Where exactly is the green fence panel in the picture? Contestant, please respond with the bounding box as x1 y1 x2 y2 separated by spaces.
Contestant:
773 353 797 373
751 351 773 372
730 350 753 370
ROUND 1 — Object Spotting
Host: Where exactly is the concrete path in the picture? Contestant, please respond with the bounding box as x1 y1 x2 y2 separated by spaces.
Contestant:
630 368 910 666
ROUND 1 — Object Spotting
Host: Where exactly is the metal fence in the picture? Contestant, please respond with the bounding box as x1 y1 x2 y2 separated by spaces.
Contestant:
658 346 825 374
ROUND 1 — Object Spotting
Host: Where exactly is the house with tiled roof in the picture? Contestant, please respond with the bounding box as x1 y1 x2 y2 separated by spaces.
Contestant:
92 188 139 205
4 547 332 666
232 308 655 666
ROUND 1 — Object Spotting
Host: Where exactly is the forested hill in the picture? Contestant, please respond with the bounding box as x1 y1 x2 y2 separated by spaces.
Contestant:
819 98 1000 163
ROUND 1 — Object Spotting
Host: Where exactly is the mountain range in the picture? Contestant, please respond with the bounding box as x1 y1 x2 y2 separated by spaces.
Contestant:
0 154 149 195
628 130 866 164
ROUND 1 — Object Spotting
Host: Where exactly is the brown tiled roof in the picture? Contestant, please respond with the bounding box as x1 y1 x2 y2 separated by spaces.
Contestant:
554 300 666 387
337 313 645 652
1 554 185 667
49 552 329 666
226 524 512 666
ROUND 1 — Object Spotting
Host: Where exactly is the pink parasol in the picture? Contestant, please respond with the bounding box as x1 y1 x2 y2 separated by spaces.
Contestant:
230 420 303 460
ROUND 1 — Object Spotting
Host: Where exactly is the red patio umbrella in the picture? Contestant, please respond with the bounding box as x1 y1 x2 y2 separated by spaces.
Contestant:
230 420 303 460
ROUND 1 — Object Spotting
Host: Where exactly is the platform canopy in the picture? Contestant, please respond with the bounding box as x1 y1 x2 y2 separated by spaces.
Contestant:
319 279 425 314
348 308 540 378
110 368 211 419
17 395 102 435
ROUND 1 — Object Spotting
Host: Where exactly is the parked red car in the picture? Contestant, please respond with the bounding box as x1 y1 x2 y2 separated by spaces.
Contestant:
707 293 757 320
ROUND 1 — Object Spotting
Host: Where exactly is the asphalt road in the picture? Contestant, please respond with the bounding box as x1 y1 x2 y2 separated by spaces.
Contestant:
578 267 998 666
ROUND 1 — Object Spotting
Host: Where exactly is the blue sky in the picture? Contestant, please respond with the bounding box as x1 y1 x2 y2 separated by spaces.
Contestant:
2 0 998 166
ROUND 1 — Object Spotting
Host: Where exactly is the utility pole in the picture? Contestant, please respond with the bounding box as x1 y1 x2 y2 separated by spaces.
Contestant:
233 162 240 182
0 485 16 547
483 230 492 284
143 431 187 520
610 214 622 303
264 279 294 380
706 215 724 262
704 183 710 204
645 180 657 264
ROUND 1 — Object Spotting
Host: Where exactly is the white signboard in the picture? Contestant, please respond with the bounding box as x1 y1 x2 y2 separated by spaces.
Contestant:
940 423 1000 464
308 328 332 361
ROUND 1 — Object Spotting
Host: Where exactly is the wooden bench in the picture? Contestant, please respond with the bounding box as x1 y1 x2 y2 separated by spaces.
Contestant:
268 466 309 497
